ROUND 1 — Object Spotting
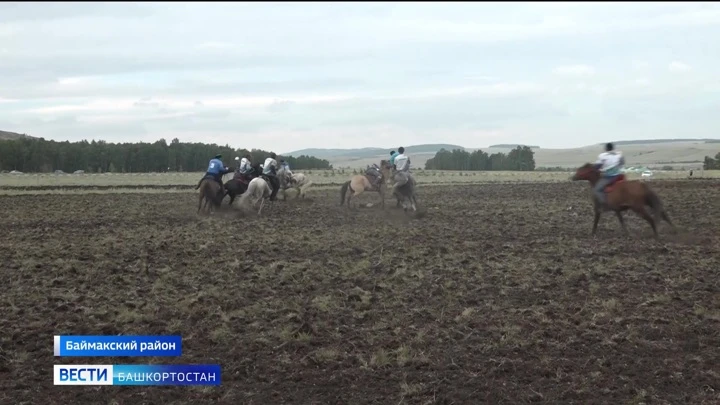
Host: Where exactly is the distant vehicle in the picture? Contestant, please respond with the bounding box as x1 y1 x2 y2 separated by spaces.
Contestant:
641 171 653 177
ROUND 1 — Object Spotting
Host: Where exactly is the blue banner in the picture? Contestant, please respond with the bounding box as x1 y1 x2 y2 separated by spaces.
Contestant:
54 364 221 386
54 335 182 357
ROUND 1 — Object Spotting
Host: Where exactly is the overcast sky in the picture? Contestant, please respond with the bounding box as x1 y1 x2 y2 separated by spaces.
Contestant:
1 2 719 152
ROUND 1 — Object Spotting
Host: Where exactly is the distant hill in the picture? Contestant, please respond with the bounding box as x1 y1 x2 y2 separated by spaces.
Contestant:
0 130 36 140
609 138 720 146
285 144 465 159
286 139 720 169
488 144 540 149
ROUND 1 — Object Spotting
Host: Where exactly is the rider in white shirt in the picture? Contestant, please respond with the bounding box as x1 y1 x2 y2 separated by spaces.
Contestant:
263 153 280 200
594 142 625 205
392 146 412 196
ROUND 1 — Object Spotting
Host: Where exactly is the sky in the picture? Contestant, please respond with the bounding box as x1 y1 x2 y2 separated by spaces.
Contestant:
1 2 719 152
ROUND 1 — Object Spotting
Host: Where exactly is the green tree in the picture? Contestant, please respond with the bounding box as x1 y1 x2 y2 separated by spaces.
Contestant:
424 146 535 171
0 138 333 173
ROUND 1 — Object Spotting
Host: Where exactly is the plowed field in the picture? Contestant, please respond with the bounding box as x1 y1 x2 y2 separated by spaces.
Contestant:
1 180 719 404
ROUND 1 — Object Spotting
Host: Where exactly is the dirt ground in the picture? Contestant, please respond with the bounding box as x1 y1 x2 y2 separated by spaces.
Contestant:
1 180 719 404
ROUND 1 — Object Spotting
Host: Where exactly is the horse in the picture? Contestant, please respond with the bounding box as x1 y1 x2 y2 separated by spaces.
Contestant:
197 177 225 214
375 159 418 209
237 176 273 215
392 172 419 213
223 163 262 205
572 163 675 238
340 161 391 209
277 167 313 200
196 166 233 214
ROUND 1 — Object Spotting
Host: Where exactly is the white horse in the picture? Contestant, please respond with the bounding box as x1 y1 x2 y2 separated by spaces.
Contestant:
278 167 313 199
237 177 273 215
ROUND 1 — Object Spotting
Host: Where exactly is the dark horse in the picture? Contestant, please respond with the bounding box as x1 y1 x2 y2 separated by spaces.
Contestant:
572 163 675 238
197 168 233 214
223 163 263 205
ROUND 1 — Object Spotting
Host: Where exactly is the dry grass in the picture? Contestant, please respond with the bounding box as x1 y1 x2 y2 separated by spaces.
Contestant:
1 168 718 190
2 180 719 404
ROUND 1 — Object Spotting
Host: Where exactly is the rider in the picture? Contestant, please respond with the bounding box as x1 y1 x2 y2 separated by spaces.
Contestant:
237 154 253 179
234 156 241 175
389 150 399 166
391 146 411 196
263 152 280 201
593 142 625 206
196 153 226 189
280 159 294 185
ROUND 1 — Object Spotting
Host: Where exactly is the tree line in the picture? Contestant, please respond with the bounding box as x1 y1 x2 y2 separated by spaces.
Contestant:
0 137 333 173
703 152 720 170
424 146 536 171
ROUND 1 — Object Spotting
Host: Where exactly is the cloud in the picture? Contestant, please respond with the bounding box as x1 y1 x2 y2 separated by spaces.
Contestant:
668 61 692 72
553 65 596 77
1 3 719 150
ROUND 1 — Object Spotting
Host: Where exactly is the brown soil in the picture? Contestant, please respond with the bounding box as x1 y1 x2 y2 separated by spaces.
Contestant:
1 180 719 404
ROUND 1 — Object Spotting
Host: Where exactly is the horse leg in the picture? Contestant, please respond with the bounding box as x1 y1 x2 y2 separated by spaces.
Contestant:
197 194 204 214
657 209 676 233
591 209 601 236
615 210 629 235
258 197 266 215
631 204 658 238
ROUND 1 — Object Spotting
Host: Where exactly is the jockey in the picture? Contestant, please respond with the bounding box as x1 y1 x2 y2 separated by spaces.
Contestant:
391 146 412 196
263 152 280 201
238 154 252 175
280 159 294 184
196 153 226 189
593 142 626 205
389 150 399 166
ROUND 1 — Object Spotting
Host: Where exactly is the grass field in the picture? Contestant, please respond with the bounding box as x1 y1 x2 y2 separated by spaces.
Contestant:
2 180 718 404
1 169 719 192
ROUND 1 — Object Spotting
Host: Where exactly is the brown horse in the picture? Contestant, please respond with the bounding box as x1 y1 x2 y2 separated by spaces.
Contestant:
340 161 393 209
572 163 674 238
197 177 225 214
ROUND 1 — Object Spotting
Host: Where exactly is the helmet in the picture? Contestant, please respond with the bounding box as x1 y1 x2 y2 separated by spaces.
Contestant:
214 154 222 159
270 152 277 159
605 142 614 152
234 156 240 161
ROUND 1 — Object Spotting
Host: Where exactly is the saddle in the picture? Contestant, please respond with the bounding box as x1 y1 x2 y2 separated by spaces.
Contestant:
202 173 221 183
233 173 250 185
604 174 626 193
364 168 383 190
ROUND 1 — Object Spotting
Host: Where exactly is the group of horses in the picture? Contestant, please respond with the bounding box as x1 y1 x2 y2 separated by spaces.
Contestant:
197 163 312 215
197 159 676 238
196 158 419 216
340 159 418 212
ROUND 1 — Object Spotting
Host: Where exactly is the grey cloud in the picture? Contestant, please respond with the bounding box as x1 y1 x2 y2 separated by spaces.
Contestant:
2 3 720 149
266 100 296 114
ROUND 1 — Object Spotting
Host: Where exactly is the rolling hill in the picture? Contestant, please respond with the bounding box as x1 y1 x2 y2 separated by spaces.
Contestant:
285 139 720 170
0 130 36 140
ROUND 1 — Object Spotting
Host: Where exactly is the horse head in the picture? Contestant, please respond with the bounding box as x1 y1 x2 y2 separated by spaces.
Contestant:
572 163 600 182
379 159 394 181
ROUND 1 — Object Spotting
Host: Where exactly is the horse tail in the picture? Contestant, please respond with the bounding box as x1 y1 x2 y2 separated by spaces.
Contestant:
340 180 351 205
